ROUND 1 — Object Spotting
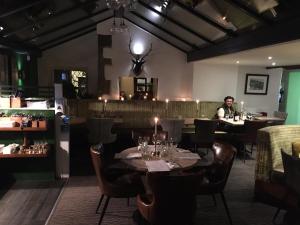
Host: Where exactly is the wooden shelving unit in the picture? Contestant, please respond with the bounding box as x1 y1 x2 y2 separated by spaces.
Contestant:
0 152 48 158
0 127 47 132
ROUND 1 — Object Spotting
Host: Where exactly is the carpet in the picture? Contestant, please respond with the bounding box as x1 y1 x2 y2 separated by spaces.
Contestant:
47 155 284 225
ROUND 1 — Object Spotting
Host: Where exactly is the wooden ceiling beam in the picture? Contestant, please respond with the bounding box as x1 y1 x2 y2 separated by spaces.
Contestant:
130 11 200 50
23 8 110 43
223 0 272 25
39 15 112 48
0 36 41 55
41 16 112 51
3 0 100 38
138 0 214 45
173 0 236 37
0 0 46 19
124 16 188 53
187 16 300 62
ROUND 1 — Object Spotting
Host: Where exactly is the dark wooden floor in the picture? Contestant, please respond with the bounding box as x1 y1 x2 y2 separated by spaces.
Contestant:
0 179 64 225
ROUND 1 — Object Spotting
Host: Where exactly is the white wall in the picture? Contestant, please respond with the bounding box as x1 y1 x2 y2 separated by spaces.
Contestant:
97 18 193 100
192 62 238 101
38 18 193 100
236 66 282 115
192 62 282 115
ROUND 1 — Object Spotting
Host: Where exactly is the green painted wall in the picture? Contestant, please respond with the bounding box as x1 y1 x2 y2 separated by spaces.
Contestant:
286 71 300 124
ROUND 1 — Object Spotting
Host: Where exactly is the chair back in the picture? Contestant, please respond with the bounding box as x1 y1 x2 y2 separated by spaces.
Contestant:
274 111 288 120
272 111 288 125
146 171 203 225
132 129 168 145
243 120 268 142
194 119 218 143
209 142 237 190
87 117 116 144
281 150 300 196
160 119 184 143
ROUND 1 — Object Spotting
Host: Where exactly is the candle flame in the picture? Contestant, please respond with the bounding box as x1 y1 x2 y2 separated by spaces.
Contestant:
154 117 159 123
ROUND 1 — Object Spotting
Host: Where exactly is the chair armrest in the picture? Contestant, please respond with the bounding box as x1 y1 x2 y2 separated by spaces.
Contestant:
137 194 154 222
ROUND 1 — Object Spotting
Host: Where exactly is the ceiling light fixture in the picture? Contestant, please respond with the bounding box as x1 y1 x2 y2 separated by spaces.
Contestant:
268 56 272 60
106 0 137 10
272 62 276 66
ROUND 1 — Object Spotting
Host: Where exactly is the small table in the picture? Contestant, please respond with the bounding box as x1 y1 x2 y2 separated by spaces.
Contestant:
114 146 211 172
254 116 284 122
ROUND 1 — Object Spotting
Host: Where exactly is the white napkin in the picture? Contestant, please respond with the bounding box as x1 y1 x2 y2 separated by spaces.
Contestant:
126 152 142 159
145 160 171 172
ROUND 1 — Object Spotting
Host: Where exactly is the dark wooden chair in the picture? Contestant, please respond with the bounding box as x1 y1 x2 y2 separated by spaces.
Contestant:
132 129 168 145
191 119 218 152
160 118 184 144
196 142 236 225
90 145 144 225
238 120 267 162
137 171 203 225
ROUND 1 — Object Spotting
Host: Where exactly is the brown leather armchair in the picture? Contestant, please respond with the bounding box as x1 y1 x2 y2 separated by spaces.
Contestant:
137 171 203 225
90 145 144 225
197 142 236 225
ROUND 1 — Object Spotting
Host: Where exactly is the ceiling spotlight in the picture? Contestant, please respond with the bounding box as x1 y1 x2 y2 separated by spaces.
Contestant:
268 56 272 60
0 26 4 31
272 62 276 66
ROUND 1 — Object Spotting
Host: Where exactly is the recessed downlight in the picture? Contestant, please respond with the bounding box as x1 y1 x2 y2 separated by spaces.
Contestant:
272 62 276 66
268 56 272 60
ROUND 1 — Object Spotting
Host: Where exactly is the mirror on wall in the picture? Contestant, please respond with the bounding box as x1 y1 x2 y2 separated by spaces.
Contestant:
54 69 88 98
119 77 158 100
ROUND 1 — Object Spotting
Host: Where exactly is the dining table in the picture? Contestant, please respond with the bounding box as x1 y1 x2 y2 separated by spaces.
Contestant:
113 146 212 172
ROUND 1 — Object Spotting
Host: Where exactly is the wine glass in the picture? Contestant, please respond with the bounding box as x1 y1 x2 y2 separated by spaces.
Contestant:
137 136 143 150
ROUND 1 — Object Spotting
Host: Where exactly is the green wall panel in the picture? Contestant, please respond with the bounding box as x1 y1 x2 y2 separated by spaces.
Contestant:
286 71 300 124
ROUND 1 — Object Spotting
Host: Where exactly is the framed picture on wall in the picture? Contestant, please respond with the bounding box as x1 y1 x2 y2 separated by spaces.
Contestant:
244 74 269 95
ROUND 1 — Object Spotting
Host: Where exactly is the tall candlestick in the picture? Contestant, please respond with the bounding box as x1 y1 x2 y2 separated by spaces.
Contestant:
165 98 169 110
196 99 199 112
154 117 158 135
104 99 107 112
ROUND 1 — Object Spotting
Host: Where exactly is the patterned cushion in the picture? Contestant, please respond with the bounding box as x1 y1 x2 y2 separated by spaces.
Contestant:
292 142 300 158
256 125 300 182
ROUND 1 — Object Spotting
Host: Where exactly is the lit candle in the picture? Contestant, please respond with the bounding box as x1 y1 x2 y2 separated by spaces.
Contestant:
152 98 156 101
129 94 132 99
154 117 158 135
196 99 199 111
120 97 124 101
165 98 169 110
98 96 102 101
240 101 244 112
104 99 107 112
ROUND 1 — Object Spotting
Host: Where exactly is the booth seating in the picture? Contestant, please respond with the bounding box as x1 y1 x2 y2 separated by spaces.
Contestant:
255 125 300 212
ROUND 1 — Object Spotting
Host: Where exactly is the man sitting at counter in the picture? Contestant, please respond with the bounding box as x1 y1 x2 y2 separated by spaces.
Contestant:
216 96 236 119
